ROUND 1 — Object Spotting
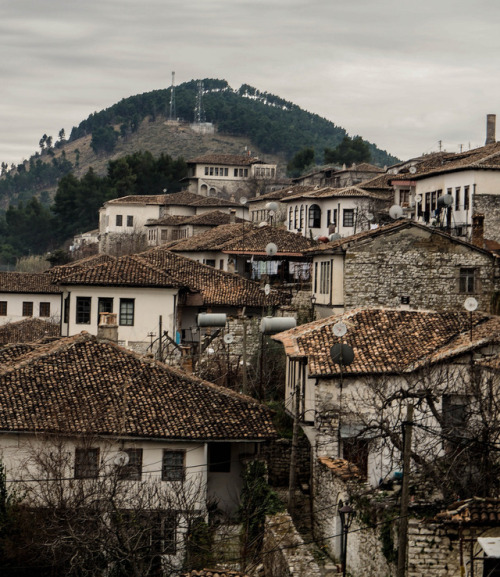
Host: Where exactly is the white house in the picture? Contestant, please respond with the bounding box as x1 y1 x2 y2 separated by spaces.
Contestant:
184 153 278 198
0 332 276 572
0 272 62 326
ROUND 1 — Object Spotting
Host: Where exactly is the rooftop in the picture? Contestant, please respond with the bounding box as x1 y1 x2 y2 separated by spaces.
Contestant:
0 272 61 294
0 318 60 347
273 308 500 377
0 333 276 441
188 153 268 166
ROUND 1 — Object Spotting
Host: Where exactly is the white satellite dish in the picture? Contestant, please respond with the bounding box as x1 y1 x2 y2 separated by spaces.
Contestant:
114 452 130 467
389 205 404 219
258 222 268 227
464 297 478 312
265 242 278 256
240 196 248 205
409 166 417 174
266 201 278 212
224 333 234 344
333 322 347 337
268 209 276 217
264 283 271 295
366 212 374 221
329 233 341 241
415 194 422 203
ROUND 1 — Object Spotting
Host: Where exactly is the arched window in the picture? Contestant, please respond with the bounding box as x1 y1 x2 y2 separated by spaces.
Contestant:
294 206 299 229
299 205 304 230
308 204 321 228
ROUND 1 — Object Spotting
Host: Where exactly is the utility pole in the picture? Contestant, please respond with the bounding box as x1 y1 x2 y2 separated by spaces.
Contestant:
288 369 302 511
397 403 414 577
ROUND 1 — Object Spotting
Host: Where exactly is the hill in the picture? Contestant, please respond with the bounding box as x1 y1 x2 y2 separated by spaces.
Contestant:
0 78 399 210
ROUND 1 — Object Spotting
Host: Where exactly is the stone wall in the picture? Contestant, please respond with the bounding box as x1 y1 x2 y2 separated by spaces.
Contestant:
263 513 322 577
261 436 311 487
474 194 500 243
343 227 498 312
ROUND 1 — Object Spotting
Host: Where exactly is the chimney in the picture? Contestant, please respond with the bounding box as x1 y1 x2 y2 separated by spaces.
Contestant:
486 114 496 145
97 312 118 343
471 213 485 249
229 209 236 224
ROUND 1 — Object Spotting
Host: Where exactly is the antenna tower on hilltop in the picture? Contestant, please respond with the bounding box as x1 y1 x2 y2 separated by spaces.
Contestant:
194 80 205 124
169 71 176 121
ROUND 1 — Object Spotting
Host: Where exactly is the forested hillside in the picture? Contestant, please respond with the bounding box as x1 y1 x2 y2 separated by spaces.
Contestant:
0 78 399 265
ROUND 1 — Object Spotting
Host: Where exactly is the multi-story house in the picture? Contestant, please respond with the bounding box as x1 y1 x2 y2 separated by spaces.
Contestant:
184 153 278 198
292 162 384 188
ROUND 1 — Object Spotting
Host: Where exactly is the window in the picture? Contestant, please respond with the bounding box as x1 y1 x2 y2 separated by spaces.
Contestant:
22 302 33 317
308 204 321 228
114 511 176 558
319 261 331 294
294 206 299 229
204 166 209 175
74 448 99 479
234 168 238 177
162 450 185 481
343 438 369 477
343 209 355 227
288 207 293 230
299 205 304 230
118 449 143 480
39 302 50 317
208 443 231 473
400 190 410 206
98 297 113 323
116 214 123 227
161 229 168 241
204 259 216 268
455 187 461 210
76 297 91 324
459 268 477 293
63 296 70 324
126 215 133 227
209 167 214 176
119 299 135 326
464 185 470 210
0 301 7 316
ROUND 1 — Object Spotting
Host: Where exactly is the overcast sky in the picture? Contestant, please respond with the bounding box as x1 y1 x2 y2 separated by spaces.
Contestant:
2 0 500 166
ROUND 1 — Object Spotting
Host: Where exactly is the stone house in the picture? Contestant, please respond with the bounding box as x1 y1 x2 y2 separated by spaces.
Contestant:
0 332 276 571
0 271 62 326
247 185 315 227
292 162 384 189
306 219 500 317
184 153 278 198
272 308 500 575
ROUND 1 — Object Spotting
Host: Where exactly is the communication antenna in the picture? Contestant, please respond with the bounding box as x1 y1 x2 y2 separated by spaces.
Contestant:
389 205 404 219
265 242 278 256
464 297 478 342
333 321 347 337
169 71 176 121
114 452 130 467
194 80 205 123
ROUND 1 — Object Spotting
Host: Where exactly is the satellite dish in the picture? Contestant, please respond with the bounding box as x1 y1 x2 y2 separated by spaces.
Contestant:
240 196 248 205
114 452 130 467
333 322 347 337
415 194 422 203
265 242 278 256
464 297 478 312
259 222 268 227
265 201 278 212
264 283 271 295
268 209 276 217
329 233 341 241
409 166 417 174
330 343 355 366
366 212 374 221
437 194 453 207
389 205 404 219
224 333 234 344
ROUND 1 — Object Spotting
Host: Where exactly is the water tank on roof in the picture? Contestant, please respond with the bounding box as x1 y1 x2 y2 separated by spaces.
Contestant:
197 313 227 327
260 316 296 335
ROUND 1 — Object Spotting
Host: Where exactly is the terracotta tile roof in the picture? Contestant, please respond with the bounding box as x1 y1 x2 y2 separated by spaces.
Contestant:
145 215 190 226
189 197 241 208
0 272 61 294
0 342 38 363
47 254 116 283
188 154 266 166
0 318 60 347
182 571 249 577
304 220 493 256
246 185 317 203
272 309 500 377
146 211 245 227
168 223 315 256
0 333 277 441
138 248 287 307
435 498 500 525
318 456 365 481
57 254 182 288
280 184 391 202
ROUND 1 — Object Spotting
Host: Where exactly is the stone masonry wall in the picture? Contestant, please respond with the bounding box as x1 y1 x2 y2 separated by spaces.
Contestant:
343 227 497 313
263 513 322 577
474 194 500 243
261 436 311 487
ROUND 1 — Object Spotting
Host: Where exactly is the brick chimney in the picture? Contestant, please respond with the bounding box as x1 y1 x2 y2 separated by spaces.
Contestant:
486 114 496 145
97 312 118 343
471 213 485 249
